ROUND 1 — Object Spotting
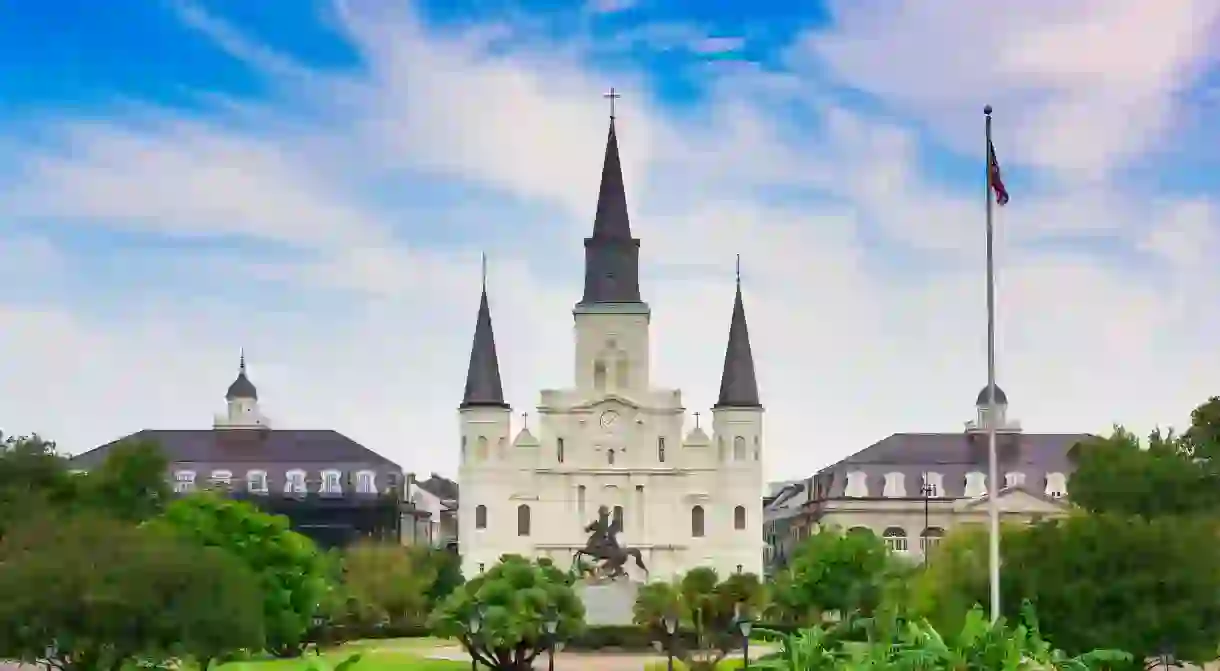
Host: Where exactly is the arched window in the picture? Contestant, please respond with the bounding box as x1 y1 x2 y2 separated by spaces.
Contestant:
607 449 616 465
733 436 746 460
612 505 624 530
476 436 488 460
657 436 666 463
920 527 945 554
1045 472 1067 498
557 438 565 463
461 436 467 460
691 505 705 537
577 485 587 518
734 505 747 530
615 358 629 389
517 504 531 536
475 504 487 530
882 527 908 553
594 360 607 390
847 526 872 536
497 437 506 459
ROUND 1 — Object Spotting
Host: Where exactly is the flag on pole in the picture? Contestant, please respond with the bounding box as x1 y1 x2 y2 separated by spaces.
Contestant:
987 139 1009 206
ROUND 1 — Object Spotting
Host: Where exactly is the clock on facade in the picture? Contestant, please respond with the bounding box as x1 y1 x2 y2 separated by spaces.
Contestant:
599 410 620 429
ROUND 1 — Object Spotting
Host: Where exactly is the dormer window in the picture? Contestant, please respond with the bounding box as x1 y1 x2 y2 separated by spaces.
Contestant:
1045 472 1067 499
1004 472 1026 489
321 469 343 494
173 470 196 493
284 469 307 495
246 470 268 494
845 471 868 497
209 470 233 487
964 471 987 498
882 472 906 498
356 470 377 494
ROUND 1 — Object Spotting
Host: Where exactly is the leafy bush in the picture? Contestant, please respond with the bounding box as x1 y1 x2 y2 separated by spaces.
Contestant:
429 555 584 671
634 569 765 671
756 603 1129 671
0 512 265 671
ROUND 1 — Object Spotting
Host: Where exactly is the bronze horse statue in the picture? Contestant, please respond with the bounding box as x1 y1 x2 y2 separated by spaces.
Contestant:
572 505 649 581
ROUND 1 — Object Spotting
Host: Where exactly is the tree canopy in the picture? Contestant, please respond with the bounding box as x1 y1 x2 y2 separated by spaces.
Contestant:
1069 397 1220 518
910 514 1220 665
0 512 264 671
429 555 584 671
634 568 764 671
155 492 331 656
768 526 897 624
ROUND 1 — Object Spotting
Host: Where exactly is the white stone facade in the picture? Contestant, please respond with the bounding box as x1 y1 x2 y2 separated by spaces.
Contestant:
458 304 764 580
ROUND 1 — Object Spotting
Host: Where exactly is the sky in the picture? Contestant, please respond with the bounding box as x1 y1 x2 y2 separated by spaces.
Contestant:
2 0 1220 481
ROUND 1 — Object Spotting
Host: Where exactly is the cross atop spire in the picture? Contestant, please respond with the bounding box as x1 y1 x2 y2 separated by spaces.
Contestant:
715 257 762 409
461 256 509 410
604 87 621 120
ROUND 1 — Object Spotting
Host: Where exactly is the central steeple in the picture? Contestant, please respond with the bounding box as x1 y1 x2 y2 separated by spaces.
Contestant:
578 113 643 307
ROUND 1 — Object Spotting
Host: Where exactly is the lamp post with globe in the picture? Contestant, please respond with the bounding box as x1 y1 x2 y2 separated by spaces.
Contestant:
733 603 754 671
543 612 560 671
662 612 679 671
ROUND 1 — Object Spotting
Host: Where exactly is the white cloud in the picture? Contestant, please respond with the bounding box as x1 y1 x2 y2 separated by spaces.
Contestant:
801 0 1220 180
1 0 1219 482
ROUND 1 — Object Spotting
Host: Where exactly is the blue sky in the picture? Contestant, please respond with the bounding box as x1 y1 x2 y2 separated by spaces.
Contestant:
2 0 1219 479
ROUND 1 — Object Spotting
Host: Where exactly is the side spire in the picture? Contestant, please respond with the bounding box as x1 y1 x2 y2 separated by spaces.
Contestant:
461 255 508 409
226 349 258 401
579 88 643 306
715 255 761 409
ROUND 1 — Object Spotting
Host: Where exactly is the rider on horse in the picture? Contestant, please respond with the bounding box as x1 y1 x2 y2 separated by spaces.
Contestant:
583 505 622 557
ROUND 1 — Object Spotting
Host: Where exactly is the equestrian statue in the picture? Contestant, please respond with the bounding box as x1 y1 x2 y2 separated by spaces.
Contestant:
571 505 649 581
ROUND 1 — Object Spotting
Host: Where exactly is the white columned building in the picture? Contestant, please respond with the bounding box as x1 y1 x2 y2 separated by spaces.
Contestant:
457 115 765 580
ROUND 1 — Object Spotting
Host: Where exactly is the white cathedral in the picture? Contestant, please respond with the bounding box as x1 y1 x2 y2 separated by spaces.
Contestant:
457 116 765 580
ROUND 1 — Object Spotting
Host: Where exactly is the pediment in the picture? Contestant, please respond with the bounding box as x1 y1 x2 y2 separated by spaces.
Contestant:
954 486 1068 514
570 393 641 412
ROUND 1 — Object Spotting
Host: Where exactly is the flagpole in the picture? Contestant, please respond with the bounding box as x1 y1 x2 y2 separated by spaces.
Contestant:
983 104 1002 624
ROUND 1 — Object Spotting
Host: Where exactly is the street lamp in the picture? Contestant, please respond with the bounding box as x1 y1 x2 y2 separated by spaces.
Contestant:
543 612 559 671
921 476 934 561
734 603 754 671
1150 642 1174 671
662 612 679 671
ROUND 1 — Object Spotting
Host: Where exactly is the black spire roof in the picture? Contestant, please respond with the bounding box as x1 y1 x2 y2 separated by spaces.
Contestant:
715 261 761 409
225 352 258 401
578 118 643 306
975 384 1008 406
461 275 509 410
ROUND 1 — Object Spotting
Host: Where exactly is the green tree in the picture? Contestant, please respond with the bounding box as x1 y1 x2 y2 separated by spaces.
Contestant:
634 568 765 671
75 438 171 523
0 433 76 539
0 512 265 671
429 555 584 671
155 492 331 657
1068 425 1216 518
770 526 895 624
910 514 1220 666
424 546 466 609
339 541 437 632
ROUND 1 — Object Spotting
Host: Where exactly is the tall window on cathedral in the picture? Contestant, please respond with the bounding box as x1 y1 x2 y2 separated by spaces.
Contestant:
615 358 629 389
733 436 746 460
734 505 747 530
594 360 607 391
476 436 488 461
657 436 666 463
612 505 624 530
461 436 467 461
607 449 616 465
557 438 565 463
517 504 531 536
691 505 705 537
577 485 587 518
475 504 487 530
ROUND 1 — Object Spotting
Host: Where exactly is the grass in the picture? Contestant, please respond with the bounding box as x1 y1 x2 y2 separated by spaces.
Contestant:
213 638 466 671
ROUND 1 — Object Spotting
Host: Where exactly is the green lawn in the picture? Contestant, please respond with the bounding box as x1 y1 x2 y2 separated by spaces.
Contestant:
213 639 466 671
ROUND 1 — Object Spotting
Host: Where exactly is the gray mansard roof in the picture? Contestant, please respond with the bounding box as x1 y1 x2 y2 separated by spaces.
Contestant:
70 429 402 470
815 431 1090 499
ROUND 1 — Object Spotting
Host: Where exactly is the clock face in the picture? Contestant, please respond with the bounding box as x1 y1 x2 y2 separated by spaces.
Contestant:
599 410 620 429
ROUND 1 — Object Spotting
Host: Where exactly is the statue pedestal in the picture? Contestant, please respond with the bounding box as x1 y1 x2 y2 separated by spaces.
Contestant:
575 579 639 626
